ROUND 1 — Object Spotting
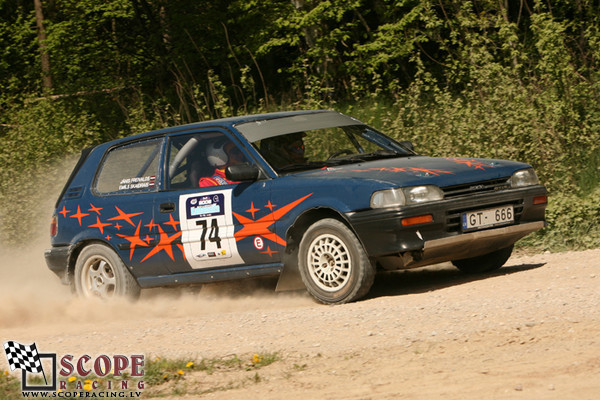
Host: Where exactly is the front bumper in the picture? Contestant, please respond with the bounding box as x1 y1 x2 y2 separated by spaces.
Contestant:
347 185 546 268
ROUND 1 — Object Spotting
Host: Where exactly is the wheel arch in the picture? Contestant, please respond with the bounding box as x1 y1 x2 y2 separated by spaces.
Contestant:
66 239 129 285
285 207 359 254
292 211 376 304
275 206 368 292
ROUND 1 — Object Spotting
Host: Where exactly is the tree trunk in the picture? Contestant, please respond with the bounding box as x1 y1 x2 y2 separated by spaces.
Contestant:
33 0 52 91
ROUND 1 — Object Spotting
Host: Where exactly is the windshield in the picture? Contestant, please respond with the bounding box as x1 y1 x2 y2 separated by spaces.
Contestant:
236 112 415 174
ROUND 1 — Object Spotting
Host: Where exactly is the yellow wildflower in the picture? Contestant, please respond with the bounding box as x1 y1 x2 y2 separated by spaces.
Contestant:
252 354 262 365
83 383 93 391
186 361 194 368
177 370 184 375
84 379 93 384
68 376 77 382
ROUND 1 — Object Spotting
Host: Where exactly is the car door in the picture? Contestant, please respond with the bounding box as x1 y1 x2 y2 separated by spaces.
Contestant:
90 137 171 278
151 129 281 274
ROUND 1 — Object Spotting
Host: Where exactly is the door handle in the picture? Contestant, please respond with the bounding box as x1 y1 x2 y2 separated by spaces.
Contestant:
159 202 176 213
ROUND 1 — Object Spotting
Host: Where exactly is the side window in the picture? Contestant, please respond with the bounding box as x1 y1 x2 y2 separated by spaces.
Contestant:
167 132 249 189
95 138 162 194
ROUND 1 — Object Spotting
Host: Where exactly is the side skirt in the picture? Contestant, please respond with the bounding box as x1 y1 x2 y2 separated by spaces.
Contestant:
136 263 284 288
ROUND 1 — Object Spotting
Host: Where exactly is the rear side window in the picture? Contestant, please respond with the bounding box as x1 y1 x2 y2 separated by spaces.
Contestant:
95 138 163 194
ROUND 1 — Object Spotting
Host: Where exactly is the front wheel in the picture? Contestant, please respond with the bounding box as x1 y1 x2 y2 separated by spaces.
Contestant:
451 245 514 273
298 219 375 304
73 243 141 300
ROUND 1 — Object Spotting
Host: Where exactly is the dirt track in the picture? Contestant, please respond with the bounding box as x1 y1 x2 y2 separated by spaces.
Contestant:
1 245 599 399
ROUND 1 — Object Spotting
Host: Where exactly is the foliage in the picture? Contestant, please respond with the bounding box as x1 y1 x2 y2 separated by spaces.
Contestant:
0 371 21 400
522 188 600 251
0 0 600 250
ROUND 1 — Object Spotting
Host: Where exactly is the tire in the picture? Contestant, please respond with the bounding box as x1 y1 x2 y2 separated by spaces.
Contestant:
298 219 375 305
452 245 514 273
74 243 141 300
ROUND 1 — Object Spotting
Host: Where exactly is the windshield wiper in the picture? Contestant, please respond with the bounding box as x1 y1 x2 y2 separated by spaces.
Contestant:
341 150 405 162
277 161 327 173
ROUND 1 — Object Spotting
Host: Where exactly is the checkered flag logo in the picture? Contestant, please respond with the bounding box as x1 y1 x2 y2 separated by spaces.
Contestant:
3 341 44 374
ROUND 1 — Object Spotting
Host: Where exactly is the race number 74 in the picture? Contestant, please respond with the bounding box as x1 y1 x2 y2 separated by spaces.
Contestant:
195 218 222 250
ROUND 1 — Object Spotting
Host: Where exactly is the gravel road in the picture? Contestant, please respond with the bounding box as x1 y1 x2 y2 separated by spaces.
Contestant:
1 244 599 399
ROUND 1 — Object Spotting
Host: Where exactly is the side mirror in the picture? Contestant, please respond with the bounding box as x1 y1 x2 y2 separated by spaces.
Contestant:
400 140 415 152
226 163 260 182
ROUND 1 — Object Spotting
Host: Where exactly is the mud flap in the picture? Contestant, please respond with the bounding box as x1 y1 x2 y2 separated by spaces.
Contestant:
275 249 305 291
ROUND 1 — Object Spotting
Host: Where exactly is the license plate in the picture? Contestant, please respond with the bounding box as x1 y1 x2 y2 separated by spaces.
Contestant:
461 205 514 231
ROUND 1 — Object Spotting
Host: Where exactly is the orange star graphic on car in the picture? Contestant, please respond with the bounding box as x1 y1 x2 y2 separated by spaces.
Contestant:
447 157 491 170
260 246 278 257
145 219 160 231
107 206 143 227
141 225 182 262
163 214 180 230
246 202 260 219
386 167 415 173
233 193 313 246
406 167 454 176
88 203 102 215
70 205 89 226
59 206 70 218
88 216 111 234
116 221 149 260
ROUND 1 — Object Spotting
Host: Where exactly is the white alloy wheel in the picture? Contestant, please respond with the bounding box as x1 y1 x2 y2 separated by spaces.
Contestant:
80 254 117 298
74 244 141 300
306 233 352 292
298 218 374 304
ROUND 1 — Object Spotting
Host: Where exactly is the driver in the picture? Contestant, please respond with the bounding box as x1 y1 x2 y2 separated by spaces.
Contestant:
261 132 307 169
199 138 244 187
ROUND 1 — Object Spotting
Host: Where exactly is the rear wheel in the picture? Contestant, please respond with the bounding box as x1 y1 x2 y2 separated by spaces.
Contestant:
74 244 141 300
452 245 514 273
298 219 375 304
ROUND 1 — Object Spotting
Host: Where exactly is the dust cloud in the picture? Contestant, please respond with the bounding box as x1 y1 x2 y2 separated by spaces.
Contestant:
0 224 312 330
0 158 312 331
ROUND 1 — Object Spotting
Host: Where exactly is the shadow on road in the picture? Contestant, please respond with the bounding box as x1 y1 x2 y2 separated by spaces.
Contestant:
141 261 546 304
365 261 547 300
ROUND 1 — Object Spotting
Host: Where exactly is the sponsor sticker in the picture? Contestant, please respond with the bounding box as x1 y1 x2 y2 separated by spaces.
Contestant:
186 194 225 219
118 176 156 190
253 236 265 250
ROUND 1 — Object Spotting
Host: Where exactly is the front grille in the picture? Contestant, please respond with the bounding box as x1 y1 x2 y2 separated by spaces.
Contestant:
445 199 524 233
442 178 511 198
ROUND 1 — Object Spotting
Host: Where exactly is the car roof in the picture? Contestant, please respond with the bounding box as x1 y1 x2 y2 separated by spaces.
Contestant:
107 110 335 147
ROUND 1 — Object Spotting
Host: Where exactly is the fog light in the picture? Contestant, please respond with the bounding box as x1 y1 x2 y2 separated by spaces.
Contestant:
401 214 434 227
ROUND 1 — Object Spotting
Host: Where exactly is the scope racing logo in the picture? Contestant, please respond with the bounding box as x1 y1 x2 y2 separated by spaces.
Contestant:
4 340 144 397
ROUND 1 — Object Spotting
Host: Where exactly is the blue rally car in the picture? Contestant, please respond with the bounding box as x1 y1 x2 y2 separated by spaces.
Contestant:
45 110 547 304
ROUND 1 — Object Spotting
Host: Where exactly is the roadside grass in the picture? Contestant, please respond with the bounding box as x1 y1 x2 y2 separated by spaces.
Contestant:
1 352 283 398
145 352 282 397
0 371 22 400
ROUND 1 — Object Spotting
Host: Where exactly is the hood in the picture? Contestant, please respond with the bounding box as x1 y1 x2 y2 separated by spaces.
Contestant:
297 156 531 188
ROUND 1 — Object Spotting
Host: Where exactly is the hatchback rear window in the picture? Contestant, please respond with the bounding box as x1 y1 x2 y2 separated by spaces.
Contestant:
95 138 162 194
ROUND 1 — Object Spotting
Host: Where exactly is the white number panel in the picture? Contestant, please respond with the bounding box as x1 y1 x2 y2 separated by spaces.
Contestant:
179 189 244 269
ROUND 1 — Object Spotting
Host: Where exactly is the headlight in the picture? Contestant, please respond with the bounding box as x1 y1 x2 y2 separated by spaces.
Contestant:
510 168 539 188
370 188 405 208
370 185 443 209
